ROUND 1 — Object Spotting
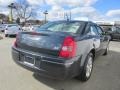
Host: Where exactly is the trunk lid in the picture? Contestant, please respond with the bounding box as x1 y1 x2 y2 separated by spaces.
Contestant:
17 31 76 56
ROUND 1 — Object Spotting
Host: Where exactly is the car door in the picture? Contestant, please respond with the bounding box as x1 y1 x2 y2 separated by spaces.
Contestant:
96 25 109 51
89 24 104 55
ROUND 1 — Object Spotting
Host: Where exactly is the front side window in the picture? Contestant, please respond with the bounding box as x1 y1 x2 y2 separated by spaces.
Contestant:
96 26 103 35
90 26 99 35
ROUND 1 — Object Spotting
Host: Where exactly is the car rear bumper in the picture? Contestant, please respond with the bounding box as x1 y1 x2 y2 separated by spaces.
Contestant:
5 30 19 35
12 47 81 80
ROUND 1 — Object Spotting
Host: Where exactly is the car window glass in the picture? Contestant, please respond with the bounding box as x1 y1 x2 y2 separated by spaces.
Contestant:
47 22 80 33
96 26 103 34
47 23 64 31
36 22 82 33
90 26 99 35
8 25 17 27
116 27 120 33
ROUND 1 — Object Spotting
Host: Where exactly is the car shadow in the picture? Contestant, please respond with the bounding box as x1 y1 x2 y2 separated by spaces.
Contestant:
8 35 16 38
32 50 120 90
33 73 82 90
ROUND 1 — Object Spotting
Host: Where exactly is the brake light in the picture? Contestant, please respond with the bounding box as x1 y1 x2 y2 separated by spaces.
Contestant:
13 34 18 47
13 39 17 47
31 32 38 35
59 36 76 58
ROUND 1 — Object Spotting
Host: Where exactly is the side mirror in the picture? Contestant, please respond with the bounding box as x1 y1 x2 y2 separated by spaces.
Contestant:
102 32 110 35
101 32 106 35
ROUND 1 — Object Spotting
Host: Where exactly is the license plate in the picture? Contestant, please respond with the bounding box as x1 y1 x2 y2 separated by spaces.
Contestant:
24 55 35 66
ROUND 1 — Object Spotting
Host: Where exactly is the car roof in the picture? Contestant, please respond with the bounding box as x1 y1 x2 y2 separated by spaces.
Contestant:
49 20 96 25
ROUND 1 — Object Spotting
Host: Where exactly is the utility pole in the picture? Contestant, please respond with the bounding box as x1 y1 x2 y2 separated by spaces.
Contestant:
64 11 72 21
8 3 16 23
43 10 48 23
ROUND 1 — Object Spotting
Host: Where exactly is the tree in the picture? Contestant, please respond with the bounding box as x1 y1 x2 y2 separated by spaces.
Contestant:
14 2 34 23
0 14 6 19
16 17 20 24
0 14 9 23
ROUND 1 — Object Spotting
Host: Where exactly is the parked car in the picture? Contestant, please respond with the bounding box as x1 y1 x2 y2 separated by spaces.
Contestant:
12 21 110 81
106 27 120 40
99 25 120 40
0 24 6 32
30 25 41 31
22 25 41 32
22 25 30 31
5 24 22 37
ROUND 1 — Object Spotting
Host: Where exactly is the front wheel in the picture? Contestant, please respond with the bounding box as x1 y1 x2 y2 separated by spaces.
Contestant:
76 53 93 81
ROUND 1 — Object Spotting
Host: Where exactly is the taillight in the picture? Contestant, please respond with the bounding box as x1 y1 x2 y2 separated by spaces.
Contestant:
13 34 18 47
13 39 17 47
59 36 76 58
31 32 38 35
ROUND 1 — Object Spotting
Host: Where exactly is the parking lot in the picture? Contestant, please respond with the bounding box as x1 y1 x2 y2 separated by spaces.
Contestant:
0 33 120 90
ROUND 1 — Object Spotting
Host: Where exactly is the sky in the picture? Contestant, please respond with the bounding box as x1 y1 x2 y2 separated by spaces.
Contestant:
0 0 120 21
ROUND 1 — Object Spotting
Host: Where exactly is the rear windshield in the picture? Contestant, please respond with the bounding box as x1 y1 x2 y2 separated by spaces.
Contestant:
8 25 18 27
36 21 83 33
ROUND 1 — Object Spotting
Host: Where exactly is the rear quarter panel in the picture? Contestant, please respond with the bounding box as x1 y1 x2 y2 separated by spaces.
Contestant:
76 36 94 67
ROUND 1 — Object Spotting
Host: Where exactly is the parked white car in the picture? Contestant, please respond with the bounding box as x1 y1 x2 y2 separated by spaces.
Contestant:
30 25 41 31
22 25 41 32
5 24 22 37
22 26 30 31
0 24 6 32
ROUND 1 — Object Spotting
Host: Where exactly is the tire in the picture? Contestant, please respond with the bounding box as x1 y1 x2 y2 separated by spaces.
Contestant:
110 35 113 41
5 34 8 37
77 53 93 81
103 46 108 55
110 38 113 41
2 30 4 32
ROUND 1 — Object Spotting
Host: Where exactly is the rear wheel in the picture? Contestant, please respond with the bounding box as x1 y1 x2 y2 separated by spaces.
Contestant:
103 46 109 55
110 35 113 41
77 53 93 81
5 34 8 37
111 38 113 41
2 30 4 32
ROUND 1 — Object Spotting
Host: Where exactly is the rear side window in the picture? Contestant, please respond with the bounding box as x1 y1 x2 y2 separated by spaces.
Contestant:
96 26 103 35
